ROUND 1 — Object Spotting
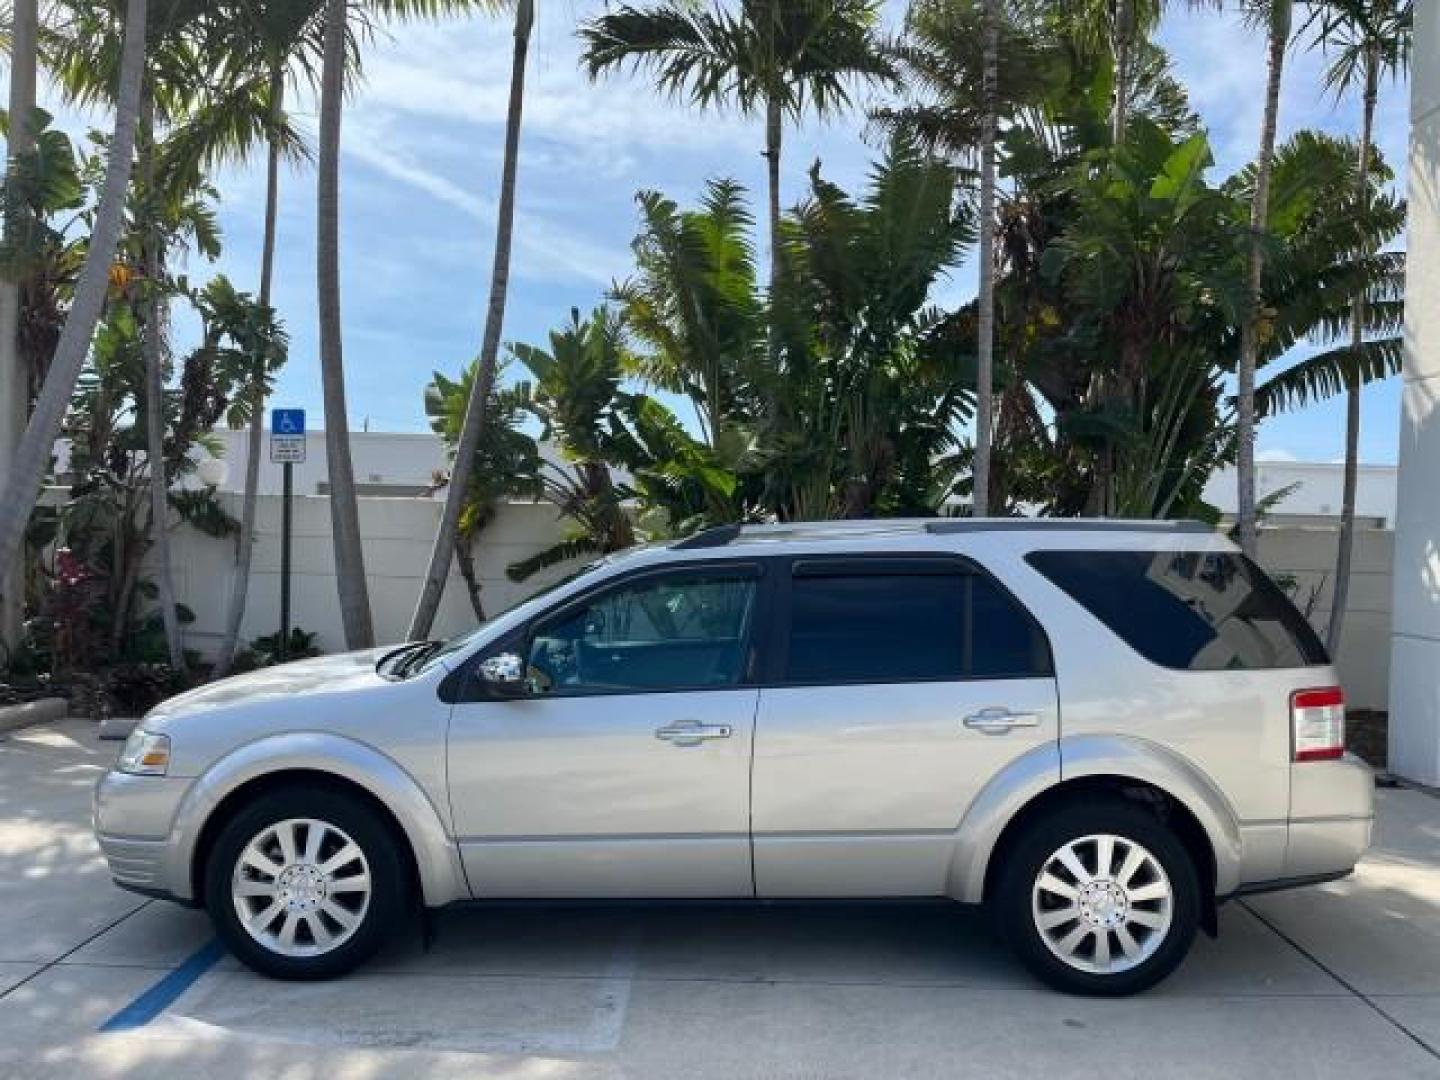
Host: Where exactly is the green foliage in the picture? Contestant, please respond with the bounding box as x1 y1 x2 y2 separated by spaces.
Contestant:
232 628 322 672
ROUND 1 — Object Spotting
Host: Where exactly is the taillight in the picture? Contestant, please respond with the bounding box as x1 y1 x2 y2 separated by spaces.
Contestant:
1292 687 1345 762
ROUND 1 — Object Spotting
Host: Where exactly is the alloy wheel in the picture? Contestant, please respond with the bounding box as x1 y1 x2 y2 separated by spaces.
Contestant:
231 817 372 958
1030 832 1174 975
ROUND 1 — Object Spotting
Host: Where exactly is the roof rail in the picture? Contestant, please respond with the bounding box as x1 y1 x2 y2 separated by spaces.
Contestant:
923 519 1214 535
670 524 743 550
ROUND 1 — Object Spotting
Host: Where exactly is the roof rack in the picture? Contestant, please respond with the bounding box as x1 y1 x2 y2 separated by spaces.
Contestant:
669 517 1215 550
671 524 743 550
923 519 1214 535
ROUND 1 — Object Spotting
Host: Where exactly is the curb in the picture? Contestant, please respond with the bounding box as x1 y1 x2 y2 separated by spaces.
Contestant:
0 697 70 735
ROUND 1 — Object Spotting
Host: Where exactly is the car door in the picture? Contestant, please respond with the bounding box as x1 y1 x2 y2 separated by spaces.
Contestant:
750 555 1059 897
447 562 764 898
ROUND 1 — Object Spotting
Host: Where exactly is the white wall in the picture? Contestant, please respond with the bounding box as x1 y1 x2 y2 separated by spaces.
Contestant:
1389 0 1440 783
169 495 581 657
1256 526 1394 709
1203 462 1398 525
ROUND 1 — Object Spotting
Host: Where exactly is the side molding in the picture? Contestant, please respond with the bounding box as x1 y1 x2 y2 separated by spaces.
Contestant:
161 732 469 907
948 734 1244 902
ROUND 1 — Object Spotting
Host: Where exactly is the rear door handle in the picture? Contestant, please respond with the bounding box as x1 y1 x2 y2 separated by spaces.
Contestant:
963 707 1041 734
655 723 733 746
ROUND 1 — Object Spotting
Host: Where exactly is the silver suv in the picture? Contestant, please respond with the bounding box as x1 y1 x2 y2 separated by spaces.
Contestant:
94 520 1373 994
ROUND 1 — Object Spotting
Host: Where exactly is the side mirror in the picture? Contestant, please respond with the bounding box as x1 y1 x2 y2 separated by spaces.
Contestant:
478 652 527 698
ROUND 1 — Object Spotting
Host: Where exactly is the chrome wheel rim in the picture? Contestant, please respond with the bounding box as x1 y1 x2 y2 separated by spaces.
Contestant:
1031 833 1173 975
231 817 371 958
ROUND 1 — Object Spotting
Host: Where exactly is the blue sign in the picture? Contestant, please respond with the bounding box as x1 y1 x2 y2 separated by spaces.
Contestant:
271 408 306 436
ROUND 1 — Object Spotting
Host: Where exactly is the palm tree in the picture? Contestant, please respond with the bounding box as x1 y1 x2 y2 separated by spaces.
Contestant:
1304 0 1411 651
973 0 998 515
316 0 374 649
0 0 147 623
579 0 893 298
873 0 1057 515
0 0 39 653
1235 0 1293 557
408 0 533 641
423 360 541 619
206 0 329 676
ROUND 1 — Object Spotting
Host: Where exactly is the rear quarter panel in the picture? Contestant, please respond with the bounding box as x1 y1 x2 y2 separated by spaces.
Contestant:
969 533 1317 889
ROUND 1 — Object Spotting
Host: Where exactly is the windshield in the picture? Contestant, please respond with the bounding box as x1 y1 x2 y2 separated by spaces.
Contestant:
412 560 604 675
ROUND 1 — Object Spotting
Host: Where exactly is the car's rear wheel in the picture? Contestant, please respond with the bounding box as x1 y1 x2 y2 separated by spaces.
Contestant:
995 800 1200 995
204 786 406 979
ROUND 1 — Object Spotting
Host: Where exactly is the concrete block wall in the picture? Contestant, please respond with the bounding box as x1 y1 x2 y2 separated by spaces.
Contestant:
1256 526 1394 709
167 495 581 658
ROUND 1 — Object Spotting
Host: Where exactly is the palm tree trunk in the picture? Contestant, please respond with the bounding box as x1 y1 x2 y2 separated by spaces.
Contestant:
1236 0 1290 558
0 0 146 607
0 0 38 654
1326 50 1377 654
1109 0 1134 145
317 0 374 650
455 533 486 622
407 0 534 641
214 68 284 678
973 0 998 517
765 90 783 296
138 90 185 672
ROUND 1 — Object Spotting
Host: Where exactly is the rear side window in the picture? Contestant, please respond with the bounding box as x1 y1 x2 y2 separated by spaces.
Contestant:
1026 549 1328 671
784 562 1051 684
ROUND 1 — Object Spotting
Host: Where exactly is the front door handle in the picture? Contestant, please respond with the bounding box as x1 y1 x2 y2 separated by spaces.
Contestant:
963 707 1041 735
655 723 733 746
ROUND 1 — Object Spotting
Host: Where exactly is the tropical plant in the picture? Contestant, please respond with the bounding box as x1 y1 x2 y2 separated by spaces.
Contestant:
580 0 894 299
1301 0 1412 651
409 0 534 641
424 358 542 618
1234 0 1294 556
315 0 373 649
0 0 147 633
506 307 638 580
0 0 40 651
873 0 1063 513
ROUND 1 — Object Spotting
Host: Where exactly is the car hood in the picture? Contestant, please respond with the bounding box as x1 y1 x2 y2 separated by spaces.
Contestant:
146 647 394 722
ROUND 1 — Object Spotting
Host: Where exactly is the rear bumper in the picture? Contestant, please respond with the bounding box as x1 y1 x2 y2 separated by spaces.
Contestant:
1285 754 1375 880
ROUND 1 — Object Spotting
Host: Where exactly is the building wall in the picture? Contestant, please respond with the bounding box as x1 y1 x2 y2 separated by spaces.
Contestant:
168 495 580 657
1203 462 1398 525
1256 526 1394 709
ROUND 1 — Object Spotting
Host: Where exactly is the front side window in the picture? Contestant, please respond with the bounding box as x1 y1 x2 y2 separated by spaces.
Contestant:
1026 549 1328 671
784 562 1051 684
526 571 758 694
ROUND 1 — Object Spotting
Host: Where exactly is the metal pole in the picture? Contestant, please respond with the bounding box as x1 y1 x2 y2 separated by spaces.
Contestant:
280 460 292 663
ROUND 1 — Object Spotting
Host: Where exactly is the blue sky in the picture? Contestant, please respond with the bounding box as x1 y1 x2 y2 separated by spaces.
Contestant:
34 1 1415 463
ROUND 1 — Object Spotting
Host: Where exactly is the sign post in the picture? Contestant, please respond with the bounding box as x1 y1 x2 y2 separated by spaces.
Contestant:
269 409 306 663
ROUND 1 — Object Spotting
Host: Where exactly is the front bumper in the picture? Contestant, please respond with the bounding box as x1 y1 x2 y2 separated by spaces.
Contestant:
93 770 195 901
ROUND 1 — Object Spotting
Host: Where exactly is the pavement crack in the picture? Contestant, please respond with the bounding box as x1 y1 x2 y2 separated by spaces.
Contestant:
1240 899 1440 1063
0 899 153 1004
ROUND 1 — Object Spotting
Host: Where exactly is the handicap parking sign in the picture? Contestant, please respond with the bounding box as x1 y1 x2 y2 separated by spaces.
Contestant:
270 408 307 463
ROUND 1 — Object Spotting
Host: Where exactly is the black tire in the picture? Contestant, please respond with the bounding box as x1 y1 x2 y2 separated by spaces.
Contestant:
204 785 408 980
993 798 1200 996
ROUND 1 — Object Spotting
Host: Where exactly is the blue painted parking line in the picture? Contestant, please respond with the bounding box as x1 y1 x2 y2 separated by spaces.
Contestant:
98 938 226 1033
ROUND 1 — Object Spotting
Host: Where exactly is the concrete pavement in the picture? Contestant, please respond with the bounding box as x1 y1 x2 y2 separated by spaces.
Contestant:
2 718 1438 1078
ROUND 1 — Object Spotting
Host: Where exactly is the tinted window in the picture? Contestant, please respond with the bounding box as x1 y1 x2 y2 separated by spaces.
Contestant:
1027 549 1328 671
785 566 1050 683
527 572 757 693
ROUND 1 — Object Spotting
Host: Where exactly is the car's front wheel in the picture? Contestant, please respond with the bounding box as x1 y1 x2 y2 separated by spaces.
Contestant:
995 799 1200 995
204 786 407 979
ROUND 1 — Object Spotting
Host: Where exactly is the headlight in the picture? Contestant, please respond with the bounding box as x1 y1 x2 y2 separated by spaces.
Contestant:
116 730 171 776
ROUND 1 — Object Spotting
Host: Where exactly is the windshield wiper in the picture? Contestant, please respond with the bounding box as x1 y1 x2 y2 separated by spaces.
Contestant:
376 640 439 680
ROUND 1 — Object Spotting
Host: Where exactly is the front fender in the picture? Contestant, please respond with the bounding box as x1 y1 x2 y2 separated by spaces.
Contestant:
162 732 468 907
948 734 1243 902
